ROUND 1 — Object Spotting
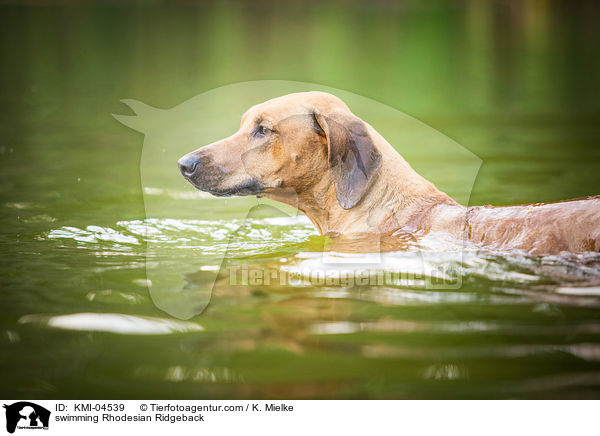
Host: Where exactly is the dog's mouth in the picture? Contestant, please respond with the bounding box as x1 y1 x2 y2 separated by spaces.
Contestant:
204 179 265 197
183 175 265 197
178 154 267 197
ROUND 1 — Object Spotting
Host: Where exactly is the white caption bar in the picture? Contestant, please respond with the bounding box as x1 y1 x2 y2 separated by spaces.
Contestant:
1 400 598 436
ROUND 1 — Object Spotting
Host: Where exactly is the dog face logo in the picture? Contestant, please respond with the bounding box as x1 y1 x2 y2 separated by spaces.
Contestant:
3 402 50 433
113 81 481 318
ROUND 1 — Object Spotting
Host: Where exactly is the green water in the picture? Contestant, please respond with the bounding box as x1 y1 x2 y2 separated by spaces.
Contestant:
1 0 600 399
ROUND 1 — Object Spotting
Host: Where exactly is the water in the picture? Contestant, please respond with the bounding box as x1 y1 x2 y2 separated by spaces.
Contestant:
1 0 600 399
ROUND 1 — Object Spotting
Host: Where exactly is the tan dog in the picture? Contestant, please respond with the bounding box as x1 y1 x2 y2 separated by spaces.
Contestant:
178 91 599 255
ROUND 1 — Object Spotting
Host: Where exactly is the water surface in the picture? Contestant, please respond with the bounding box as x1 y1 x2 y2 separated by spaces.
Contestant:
1 0 600 399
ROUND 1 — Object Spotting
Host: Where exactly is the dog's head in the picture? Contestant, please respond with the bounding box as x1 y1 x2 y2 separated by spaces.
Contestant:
178 91 381 209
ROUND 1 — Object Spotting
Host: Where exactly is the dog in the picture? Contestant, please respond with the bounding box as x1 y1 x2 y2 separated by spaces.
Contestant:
178 91 599 255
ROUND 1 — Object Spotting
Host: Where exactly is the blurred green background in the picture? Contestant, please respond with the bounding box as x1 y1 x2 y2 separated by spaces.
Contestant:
2 0 599 214
1 0 600 399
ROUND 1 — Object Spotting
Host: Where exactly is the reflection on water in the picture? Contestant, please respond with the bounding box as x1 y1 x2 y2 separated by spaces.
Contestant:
1 0 600 398
28 216 600 397
46 217 600 290
19 313 204 335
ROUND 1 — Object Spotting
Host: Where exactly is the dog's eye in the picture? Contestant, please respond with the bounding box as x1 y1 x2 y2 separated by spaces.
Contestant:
256 125 272 136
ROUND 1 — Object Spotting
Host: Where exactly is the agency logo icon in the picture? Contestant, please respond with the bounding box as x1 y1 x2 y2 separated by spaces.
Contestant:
3 402 50 434
113 80 481 320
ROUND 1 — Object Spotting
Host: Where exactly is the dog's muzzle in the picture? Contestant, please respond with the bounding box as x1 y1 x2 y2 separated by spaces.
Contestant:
177 153 263 196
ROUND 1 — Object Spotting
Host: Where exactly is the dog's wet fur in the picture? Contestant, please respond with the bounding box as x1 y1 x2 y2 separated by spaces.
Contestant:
178 91 600 255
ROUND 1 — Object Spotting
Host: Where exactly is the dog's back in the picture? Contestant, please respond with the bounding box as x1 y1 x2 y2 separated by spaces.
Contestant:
466 196 600 254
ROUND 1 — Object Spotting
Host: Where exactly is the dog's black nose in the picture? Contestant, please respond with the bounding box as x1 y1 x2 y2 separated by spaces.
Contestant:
178 155 199 177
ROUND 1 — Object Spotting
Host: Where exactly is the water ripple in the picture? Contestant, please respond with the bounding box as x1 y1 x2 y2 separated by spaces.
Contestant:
19 313 204 335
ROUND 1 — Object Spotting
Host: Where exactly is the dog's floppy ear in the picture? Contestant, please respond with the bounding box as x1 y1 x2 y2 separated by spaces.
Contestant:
314 111 382 209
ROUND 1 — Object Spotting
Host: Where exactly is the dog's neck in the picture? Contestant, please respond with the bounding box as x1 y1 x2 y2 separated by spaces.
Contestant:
267 136 462 235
